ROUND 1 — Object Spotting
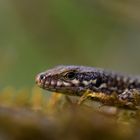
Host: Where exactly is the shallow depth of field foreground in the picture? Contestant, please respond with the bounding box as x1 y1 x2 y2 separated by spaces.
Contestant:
0 87 139 140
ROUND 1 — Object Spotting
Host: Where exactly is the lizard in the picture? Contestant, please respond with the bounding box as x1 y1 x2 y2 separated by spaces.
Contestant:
35 65 140 110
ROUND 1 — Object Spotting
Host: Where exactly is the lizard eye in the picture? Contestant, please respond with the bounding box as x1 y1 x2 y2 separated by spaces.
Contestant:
65 72 76 80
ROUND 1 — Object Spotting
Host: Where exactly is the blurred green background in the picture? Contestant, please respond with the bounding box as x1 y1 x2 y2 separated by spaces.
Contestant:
0 0 140 89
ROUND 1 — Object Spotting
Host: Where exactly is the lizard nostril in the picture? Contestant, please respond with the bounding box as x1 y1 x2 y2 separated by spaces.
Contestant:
35 73 46 85
40 74 45 80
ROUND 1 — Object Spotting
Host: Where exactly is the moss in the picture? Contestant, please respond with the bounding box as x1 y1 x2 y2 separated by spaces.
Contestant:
0 86 139 140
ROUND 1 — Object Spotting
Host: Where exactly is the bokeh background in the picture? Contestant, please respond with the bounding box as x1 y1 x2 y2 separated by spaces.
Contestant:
1 0 140 89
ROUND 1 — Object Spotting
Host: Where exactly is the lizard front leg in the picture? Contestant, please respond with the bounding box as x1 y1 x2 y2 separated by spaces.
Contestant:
118 89 140 109
77 90 117 106
77 90 92 105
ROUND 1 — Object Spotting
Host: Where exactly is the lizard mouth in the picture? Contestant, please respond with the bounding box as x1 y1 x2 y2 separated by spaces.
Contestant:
36 73 72 89
43 79 72 90
35 73 81 95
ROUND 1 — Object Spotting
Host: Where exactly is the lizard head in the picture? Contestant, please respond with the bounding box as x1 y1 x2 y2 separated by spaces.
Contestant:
35 65 102 96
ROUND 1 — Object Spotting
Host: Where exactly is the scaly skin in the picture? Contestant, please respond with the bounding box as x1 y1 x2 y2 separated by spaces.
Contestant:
35 65 140 109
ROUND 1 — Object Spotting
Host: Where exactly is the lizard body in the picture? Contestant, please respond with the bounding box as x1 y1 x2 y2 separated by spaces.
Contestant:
36 65 140 109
